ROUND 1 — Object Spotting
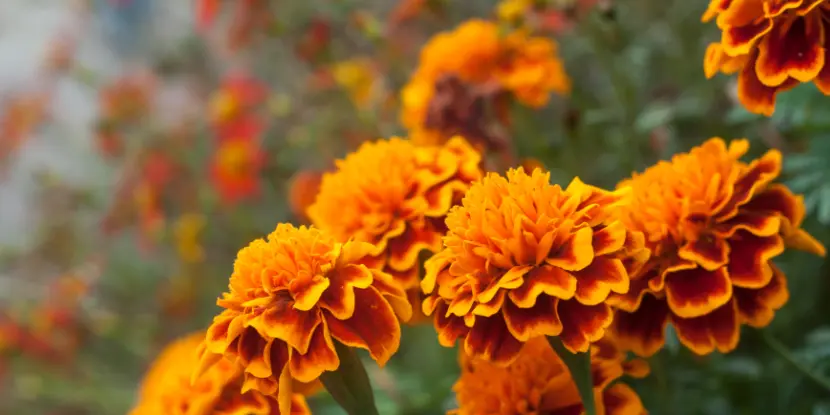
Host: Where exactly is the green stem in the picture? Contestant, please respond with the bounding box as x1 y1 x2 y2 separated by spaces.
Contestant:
319 341 380 415
762 330 830 391
548 337 597 415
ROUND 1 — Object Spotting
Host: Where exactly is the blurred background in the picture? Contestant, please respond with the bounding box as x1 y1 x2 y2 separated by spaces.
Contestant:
1 1 829 414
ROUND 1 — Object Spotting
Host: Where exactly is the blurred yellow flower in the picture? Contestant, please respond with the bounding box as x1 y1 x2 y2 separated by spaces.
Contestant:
330 58 382 109
497 0 533 23
174 213 206 263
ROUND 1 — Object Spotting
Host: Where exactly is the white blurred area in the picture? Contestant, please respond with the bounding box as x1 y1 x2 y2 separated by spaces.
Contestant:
0 0 193 249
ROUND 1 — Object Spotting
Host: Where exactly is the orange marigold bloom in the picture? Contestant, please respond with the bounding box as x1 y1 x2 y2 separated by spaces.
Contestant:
129 332 312 415
610 138 826 356
401 19 570 146
451 336 648 415
307 137 483 322
197 224 412 411
702 0 830 116
422 167 648 364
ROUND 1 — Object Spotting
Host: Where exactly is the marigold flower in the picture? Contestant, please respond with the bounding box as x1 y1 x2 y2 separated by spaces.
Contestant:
129 332 313 415
197 224 412 410
702 0 830 116
610 138 826 356
422 167 648 364
210 135 265 205
401 19 569 147
451 336 648 415
308 137 483 322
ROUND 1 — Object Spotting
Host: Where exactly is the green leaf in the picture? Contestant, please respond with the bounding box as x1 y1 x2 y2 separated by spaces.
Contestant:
547 337 597 415
319 341 380 415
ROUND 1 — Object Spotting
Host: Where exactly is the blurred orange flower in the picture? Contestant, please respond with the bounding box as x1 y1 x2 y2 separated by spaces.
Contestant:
288 170 323 222
0 93 50 161
133 180 165 250
210 73 267 128
210 117 266 205
129 332 312 415
451 336 648 415
308 137 483 322
610 138 826 356
401 19 570 147
422 167 648 364
197 224 411 411
702 0 830 116
99 72 155 123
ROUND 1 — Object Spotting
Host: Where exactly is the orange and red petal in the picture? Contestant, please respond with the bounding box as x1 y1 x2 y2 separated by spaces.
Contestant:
238 327 277 379
678 236 730 271
257 307 322 354
737 53 799 116
671 299 740 355
727 233 784 288
326 286 401 366
433 301 470 346
423 180 470 217
612 295 671 357
545 226 594 272
386 224 443 273
592 222 628 256
714 211 781 238
664 266 732 318
502 294 562 341
719 149 782 217
508 264 577 308
756 14 825 85
462 314 525 365
721 19 773 56
571 257 630 306
556 300 614 353
734 263 789 327
602 383 647 415
318 264 374 320
288 276 331 311
288 324 340 383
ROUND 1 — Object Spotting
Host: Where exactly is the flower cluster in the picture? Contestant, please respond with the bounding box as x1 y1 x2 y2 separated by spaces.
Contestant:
196 224 411 410
610 138 825 356
422 167 648 364
308 136 483 322
703 0 830 115
401 19 570 149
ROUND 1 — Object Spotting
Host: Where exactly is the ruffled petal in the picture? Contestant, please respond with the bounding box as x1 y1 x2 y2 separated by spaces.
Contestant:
502 294 562 341
287 324 340 383
611 295 671 357
727 233 784 288
671 299 740 355
556 300 614 353
463 314 525 365
665 266 732 318
326 287 401 366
